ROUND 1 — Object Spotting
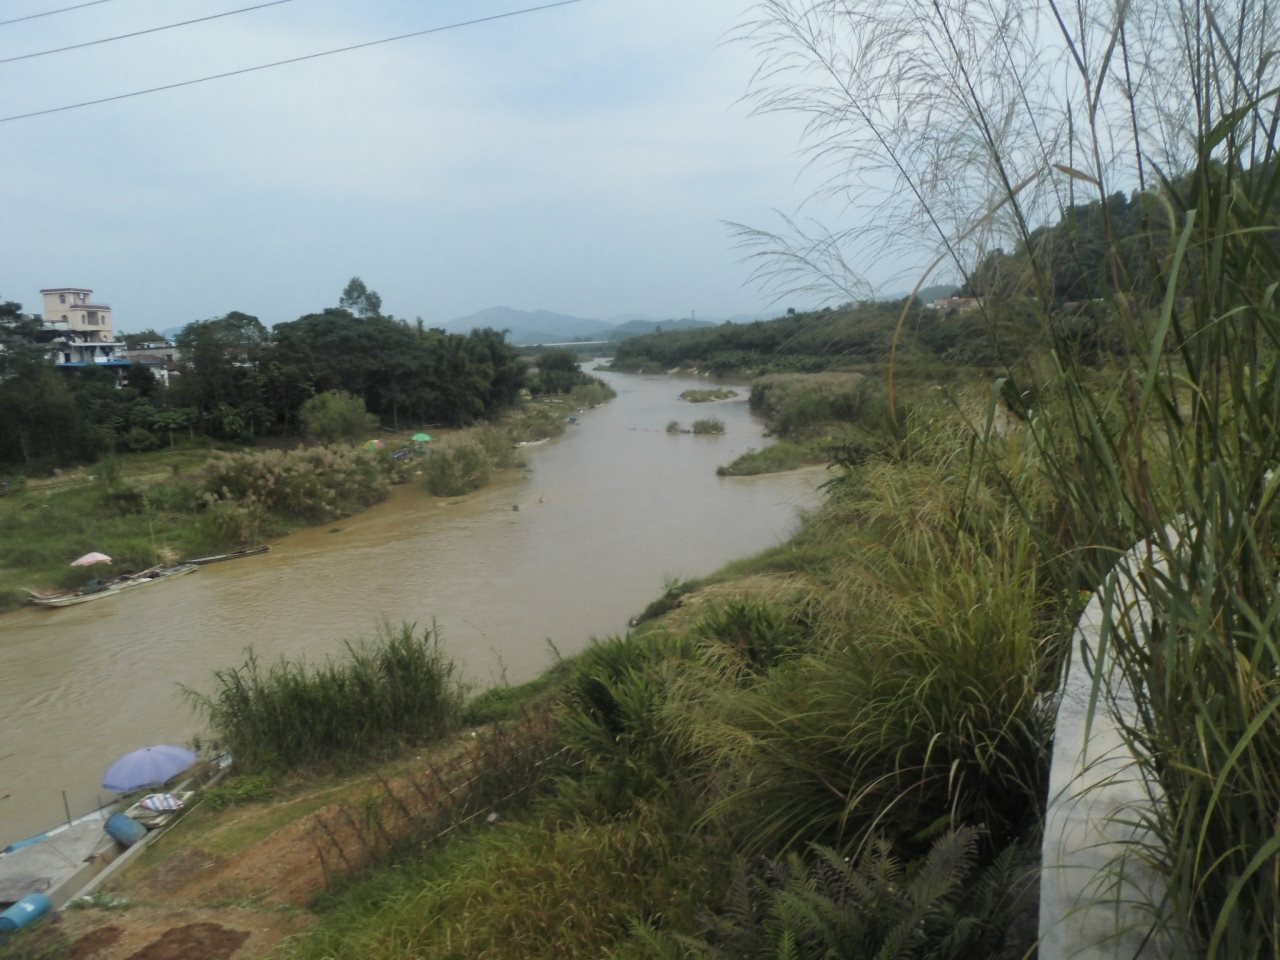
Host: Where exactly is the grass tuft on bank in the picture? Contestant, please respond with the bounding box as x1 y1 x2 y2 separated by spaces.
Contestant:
184 622 466 774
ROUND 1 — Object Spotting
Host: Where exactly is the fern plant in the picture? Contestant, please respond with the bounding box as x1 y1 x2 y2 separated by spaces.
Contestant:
634 827 1033 960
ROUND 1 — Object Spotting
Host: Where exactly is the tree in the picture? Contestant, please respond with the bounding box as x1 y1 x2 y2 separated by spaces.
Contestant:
339 277 384 320
0 365 105 467
299 390 377 444
173 312 269 439
529 347 583 395
125 362 159 398
150 408 191 449
0 299 48 378
122 328 167 348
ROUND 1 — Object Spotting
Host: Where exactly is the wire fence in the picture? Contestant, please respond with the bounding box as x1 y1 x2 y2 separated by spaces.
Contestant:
308 707 572 888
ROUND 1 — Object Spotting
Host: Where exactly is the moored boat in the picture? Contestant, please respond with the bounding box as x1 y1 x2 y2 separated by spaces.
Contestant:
0 756 231 910
26 564 198 608
183 545 270 565
0 802 120 909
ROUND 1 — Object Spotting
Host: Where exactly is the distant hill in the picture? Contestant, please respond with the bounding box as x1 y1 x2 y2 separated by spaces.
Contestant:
442 307 724 346
611 317 716 339
442 306 613 345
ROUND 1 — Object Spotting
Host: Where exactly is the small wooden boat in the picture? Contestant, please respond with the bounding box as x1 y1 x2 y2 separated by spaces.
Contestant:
0 801 121 908
26 564 198 608
184 545 270 566
0 756 231 909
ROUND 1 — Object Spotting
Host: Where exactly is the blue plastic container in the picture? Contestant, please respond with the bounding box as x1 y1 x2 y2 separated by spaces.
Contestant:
104 812 146 847
0 893 51 933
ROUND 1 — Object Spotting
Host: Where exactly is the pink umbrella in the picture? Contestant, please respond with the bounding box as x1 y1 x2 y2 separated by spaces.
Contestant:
71 552 112 567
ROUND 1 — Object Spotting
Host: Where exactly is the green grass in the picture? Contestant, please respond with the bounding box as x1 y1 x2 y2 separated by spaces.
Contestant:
680 389 739 402
717 441 811 475
691 418 725 435
461 667 568 726
0 474 242 610
282 811 727 960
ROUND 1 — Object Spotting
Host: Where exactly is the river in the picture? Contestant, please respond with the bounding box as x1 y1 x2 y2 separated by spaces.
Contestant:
0 369 822 847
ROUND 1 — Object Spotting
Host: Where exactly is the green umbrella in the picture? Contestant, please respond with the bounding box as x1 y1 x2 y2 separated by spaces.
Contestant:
412 433 432 443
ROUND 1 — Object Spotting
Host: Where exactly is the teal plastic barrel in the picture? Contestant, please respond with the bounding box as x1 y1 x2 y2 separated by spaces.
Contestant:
105 812 146 847
0 893 51 932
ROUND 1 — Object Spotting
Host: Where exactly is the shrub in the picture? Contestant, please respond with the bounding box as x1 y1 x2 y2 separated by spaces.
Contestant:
203 772 279 810
185 622 465 773
749 373 874 437
554 633 696 817
120 426 161 452
300 390 378 444
693 600 805 678
691 418 725 435
471 424 520 469
203 445 390 523
717 442 810 476
569 379 616 407
644 829 1033 960
680 389 738 402
422 438 493 496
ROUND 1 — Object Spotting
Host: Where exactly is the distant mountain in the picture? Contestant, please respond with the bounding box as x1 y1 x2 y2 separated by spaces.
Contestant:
442 306 613 345
610 317 716 339
442 306 764 345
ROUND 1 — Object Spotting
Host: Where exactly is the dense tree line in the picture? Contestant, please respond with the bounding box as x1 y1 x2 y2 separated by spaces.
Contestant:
611 299 1030 373
0 279 526 471
615 181 1233 377
525 348 598 395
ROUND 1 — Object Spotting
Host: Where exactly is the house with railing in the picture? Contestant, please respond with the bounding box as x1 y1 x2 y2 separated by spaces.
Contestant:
39 287 172 383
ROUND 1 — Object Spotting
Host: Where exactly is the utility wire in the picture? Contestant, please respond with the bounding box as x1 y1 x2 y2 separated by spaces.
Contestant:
0 0 115 28
0 0 297 66
0 0 583 124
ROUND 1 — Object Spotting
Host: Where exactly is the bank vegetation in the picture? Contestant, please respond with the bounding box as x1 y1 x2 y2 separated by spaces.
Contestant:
8 0 1279 955
0 385 609 611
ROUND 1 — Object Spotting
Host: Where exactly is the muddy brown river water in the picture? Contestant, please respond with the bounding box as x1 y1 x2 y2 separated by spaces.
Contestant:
0 369 823 847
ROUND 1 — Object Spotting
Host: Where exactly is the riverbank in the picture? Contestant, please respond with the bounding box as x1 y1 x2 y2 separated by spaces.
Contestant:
6 384 1058 960
0 369 819 860
0 391 606 612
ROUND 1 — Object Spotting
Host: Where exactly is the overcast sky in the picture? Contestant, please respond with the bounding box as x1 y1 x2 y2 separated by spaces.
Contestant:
0 0 905 332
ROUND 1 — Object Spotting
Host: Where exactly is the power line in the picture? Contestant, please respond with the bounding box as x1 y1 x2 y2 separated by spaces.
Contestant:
0 0 116 28
0 0 297 66
0 0 584 124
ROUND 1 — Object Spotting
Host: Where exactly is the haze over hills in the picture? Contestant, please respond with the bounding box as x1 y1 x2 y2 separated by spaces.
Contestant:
149 306 775 345
440 305 765 346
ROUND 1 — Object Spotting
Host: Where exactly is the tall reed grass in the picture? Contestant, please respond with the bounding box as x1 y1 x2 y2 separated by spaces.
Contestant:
742 0 1280 951
203 445 390 524
675 424 1061 857
185 622 464 773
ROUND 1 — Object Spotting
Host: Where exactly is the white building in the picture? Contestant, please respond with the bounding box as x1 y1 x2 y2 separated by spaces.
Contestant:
39 287 170 383
40 287 125 367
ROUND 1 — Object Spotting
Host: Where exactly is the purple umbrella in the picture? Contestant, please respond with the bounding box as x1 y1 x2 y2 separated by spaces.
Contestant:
102 744 197 793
